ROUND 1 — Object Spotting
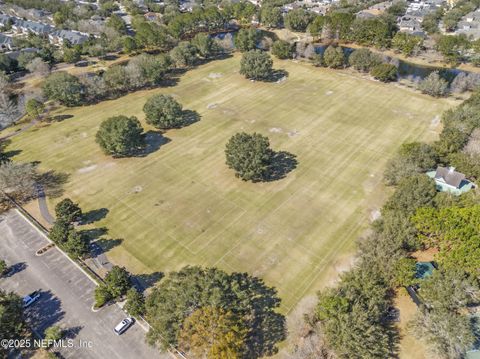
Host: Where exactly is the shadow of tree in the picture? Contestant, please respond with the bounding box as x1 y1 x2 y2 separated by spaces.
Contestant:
92 238 123 254
0 139 22 160
263 151 298 182
49 114 74 122
181 110 201 128
82 208 109 225
3 262 27 278
264 69 289 83
132 271 164 292
25 290 65 336
37 170 70 198
230 273 287 358
79 227 109 241
135 131 171 157
63 325 83 340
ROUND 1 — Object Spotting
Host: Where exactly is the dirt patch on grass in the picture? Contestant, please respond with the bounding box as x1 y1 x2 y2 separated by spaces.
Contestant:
269 127 283 133
78 164 97 174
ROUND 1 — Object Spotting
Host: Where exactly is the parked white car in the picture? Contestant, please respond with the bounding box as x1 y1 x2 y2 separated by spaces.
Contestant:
114 317 134 335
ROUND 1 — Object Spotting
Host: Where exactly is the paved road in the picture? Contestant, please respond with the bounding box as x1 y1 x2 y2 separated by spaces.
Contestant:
35 184 55 225
0 210 167 359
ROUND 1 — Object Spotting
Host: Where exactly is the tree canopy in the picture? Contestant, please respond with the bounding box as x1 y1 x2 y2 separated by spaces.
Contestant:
43 72 84 107
145 266 285 358
178 306 248 359
143 94 183 129
95 116 145 157
0 289 25 356
55 198 82 223
239 50 273 81
225 132 272 181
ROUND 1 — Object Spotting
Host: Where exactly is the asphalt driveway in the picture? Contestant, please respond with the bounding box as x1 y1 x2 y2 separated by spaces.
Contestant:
0 210 168 359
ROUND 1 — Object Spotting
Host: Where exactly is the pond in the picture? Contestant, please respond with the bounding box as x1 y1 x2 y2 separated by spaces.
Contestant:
314 44 472 81
210 30 475 81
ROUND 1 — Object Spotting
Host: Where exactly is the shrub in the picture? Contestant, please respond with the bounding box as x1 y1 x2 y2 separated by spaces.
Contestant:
323 46 345 68
43 72 84 106
348 48 382 72
271 40 293 60
370 63 397 82
418 71 449 97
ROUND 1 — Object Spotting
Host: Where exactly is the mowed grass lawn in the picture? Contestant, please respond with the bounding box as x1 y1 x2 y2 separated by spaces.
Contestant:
6 55 454 312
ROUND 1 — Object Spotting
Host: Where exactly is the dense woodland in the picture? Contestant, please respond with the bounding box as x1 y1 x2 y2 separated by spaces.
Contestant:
311 91 480 358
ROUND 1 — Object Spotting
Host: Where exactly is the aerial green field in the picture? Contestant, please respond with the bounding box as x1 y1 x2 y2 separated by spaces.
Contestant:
6 55 454 312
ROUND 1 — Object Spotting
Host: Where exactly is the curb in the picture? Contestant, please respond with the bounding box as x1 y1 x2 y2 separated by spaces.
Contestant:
14 208 99 286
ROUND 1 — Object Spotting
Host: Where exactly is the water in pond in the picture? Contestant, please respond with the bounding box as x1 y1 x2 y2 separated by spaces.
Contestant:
314 44 471 81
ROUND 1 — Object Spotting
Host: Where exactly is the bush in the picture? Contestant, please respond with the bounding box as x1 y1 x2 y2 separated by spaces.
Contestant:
323 46 345 68
311 53 323 67
124 288 145 317
55 198 82 223
169 42 197 67
234 27 259 52
239 50 273 80
271 40 293 60
143 94 183 129
370 63 397 82
25 99 44 119
95 116 145 157
94 284 112 307
418 71 449 97
104 266 131 299
348 48 382 72
284 8 314 32
43 72 84 106
44 326 63 342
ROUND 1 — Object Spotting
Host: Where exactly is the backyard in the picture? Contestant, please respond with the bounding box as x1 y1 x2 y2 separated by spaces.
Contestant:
4 55 456 312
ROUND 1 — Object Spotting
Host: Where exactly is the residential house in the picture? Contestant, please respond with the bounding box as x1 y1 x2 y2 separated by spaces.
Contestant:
49 29 89 46
456 10 480 40
426 166 475 195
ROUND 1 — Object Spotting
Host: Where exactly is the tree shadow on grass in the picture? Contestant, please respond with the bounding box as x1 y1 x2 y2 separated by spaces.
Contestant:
82 208 109 225
0 139 21 160
134 131 171 157
132 271 164 292
37 170 70 198
263 151 298 182
181 109 201 127
264 69 289 83
92 238 123 254
79 227 109 241
49 114 74 122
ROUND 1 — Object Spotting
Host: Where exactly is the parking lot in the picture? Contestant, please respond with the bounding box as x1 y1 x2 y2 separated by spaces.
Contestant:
0 210 167 359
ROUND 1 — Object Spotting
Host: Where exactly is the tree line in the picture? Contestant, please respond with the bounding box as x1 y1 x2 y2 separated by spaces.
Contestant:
310 90 480 358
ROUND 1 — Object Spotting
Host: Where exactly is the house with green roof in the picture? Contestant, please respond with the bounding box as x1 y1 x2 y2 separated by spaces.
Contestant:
426 166 475 195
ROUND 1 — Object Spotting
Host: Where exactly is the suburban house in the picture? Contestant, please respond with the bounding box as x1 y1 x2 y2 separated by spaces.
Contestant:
426 166 475 195
456 10 480 40
0 14 89 46
48 29 89 46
